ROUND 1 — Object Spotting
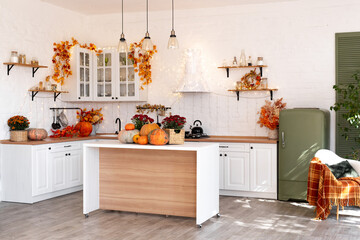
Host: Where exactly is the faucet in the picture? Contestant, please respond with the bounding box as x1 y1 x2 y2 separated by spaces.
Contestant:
115 118 121 134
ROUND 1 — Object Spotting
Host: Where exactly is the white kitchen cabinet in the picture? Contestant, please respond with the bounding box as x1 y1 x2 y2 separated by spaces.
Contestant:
224 151 250 191
218 142 277 199
1 141 87 204
62 45 93 101
62 46 147 102
32 146 52 196
250 143 277 193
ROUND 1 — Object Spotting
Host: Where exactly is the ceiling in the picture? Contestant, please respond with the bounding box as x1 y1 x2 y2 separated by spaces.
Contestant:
41 0 294 15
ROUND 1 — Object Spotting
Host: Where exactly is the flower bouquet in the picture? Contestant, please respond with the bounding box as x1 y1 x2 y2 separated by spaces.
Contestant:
131 114 154 130
257 98 286 139
7 115 30 142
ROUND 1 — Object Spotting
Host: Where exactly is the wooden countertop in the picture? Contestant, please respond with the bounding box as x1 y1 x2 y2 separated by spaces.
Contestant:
185 136 277 144
0 135 276 145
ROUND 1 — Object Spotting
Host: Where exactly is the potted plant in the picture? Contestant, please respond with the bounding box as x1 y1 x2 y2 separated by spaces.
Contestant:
257 98 286 139
76 108 104 136
162 115 186 145
131 114 154 130
7 115 30 142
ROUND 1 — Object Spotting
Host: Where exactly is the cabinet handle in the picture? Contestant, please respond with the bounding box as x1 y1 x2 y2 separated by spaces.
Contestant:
282 131 285 148
116 97 118 99
48 147 51 150
64 145 71 148
224 154 227 157
65 153 68 156
220 154 222 156
250 146 253 149
219 146 229 148
78 97 81 100
112 97 114 99
69 153 71 156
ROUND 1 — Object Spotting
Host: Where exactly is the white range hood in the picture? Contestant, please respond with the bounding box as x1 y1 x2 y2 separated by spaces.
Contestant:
175 49 210 93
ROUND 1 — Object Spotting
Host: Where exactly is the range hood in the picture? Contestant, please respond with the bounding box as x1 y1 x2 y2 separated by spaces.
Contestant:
175 49 210 93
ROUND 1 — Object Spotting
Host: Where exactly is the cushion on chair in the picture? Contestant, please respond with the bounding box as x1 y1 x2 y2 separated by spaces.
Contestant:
348 159 360 175
326 160 359 179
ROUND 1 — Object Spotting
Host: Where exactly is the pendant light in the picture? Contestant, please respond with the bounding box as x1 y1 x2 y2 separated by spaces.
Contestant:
142 0 153 51
117 0 128 53
167 0 179 49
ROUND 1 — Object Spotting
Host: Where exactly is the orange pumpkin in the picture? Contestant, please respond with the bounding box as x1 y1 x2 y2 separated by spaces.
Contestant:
148 129 169 145
75 122 92 137
125 123 135 131
133 134 140 143
140 123 160 136
138 136 148 145
28 128 48 141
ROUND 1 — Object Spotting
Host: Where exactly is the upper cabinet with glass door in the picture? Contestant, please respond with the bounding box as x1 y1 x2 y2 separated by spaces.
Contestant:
62 45 93 102
117 52 147 101
94 49 116 101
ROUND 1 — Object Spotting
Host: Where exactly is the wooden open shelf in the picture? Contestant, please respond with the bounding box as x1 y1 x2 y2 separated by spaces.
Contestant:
4 62 48 77
228 88 278 101
218 65 267 78
28 89 69 102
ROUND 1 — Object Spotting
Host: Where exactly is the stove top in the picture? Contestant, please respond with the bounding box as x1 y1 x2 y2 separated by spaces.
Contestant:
185 133 210 139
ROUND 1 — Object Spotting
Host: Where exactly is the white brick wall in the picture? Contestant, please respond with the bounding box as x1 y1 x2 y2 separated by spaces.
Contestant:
3 0 360 151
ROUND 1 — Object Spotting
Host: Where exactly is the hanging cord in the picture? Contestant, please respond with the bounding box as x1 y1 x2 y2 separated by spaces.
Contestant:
172 0 174 31
121 0 124 35
146 0 149 33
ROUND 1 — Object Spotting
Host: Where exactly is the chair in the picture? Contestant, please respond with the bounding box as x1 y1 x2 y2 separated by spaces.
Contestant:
307 149 360 220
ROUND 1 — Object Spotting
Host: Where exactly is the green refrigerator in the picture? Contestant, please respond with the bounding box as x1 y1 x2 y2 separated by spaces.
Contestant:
278 108 330 201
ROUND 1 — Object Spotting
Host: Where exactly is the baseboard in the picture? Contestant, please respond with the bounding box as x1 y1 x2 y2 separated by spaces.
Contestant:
220 189 277 200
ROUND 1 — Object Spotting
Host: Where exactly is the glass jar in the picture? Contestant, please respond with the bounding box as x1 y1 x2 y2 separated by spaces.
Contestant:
240 50 246 67
260 78 268 89
10 51 19 63
247 56 253 66
257 57 264 66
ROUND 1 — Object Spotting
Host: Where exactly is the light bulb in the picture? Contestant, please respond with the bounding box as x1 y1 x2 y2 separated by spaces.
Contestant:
142 34 153 51
118 33 128 53
167 31 179 49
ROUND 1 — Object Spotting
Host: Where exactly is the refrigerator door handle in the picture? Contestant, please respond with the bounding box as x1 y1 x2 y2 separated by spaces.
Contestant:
281 131 285 148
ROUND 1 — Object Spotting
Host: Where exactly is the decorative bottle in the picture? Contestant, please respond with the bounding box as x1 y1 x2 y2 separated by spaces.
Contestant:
232 56 238 66
240 50 246 67
247 56 252 66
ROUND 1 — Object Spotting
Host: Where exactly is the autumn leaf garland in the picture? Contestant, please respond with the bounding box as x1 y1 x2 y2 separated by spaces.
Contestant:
51 38 102 85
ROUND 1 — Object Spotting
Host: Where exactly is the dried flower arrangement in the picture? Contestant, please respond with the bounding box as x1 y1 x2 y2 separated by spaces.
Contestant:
76 108 103 125
162 115 186 130
51 38 102 85
7 115 30 130
128 39 157 89
258 98 286 130
240 68 262 90
50 125 78 138
131 114 154 130
136 104 167 115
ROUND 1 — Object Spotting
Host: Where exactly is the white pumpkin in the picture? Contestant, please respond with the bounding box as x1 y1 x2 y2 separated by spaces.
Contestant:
117 129 139 144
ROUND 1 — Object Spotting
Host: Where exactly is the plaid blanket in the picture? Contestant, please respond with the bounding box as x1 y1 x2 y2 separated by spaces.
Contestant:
307 157 360 220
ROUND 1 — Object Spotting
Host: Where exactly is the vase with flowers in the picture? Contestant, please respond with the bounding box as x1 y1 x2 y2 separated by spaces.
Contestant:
257 98 286 139
76 108 103 136
7 115 30 142
131 114 154 130
162 115 187 145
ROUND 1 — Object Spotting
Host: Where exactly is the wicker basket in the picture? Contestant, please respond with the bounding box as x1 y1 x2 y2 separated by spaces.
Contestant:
164 129 185 145
10 130 28 142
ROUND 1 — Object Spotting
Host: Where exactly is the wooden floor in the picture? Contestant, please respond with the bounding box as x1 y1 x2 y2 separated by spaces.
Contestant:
1 192 360 240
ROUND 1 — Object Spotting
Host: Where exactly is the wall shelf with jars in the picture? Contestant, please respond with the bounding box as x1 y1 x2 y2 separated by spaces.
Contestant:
28 89 69 102
3 62 47 78
62 46 147 102
228 88 278 101
218 65 267 78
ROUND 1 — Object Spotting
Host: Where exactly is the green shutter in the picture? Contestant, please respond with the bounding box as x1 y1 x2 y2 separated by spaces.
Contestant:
335 32 360 158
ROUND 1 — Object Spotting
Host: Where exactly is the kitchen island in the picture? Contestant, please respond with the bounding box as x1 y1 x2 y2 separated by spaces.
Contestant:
83 140 219 227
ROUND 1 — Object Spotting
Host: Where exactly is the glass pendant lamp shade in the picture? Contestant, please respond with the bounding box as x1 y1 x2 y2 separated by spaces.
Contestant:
118 0 128 53
168 30 179 49
142 0 153 51
168 0 179 49
118 33 128 53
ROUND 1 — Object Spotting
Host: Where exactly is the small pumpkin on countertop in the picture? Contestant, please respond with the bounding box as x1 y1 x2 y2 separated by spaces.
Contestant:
140 123 160 136
148 129 169 145
118 129 139 144
138 135 148 145
74 122 92 137
28 128 48 141
125 123 135 131
133 134 140 144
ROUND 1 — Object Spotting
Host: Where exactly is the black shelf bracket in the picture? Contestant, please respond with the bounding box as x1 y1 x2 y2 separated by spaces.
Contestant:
32 67 39 78
236 91 240 101
7 65 14 75
54 92 61 102
233 89 275 101
270 90 274 100
31 91 39 101
226 68 230 78
259 67 263 77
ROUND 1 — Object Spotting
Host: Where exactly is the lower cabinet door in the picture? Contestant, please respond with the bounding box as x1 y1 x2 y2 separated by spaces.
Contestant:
51 152 67 191
68 150 82 187
250 143 277 193
32 146 52 196
224 151 250 191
